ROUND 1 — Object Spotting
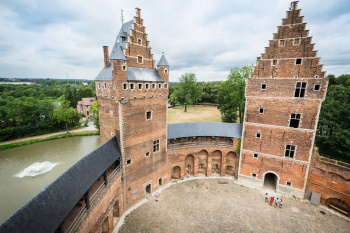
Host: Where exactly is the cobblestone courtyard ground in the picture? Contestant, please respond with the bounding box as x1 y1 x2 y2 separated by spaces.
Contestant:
118 178 349 233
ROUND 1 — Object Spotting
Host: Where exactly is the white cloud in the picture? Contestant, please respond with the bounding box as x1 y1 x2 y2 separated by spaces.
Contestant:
0 0 349 81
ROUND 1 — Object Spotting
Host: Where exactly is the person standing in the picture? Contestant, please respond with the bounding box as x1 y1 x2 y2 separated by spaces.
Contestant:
279 199 283 208
275 197 279 207
269 196 274 206
265 193 269 203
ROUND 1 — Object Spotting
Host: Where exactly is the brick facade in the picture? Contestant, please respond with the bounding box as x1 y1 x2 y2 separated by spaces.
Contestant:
238 1 328 198
74 2 349 232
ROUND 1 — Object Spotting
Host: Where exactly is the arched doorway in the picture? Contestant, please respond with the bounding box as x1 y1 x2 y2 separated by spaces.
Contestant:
146 184 151 194
212 150 222 174
102 216 109 233
198 150 208 175
326 198 350 216
226 151 237 176
171 166 181 179
113 200 120 217
185 154 195 175
263 173 278 191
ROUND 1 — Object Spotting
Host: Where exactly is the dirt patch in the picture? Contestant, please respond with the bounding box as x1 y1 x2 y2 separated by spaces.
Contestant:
167 105 221 124
118 179 349 233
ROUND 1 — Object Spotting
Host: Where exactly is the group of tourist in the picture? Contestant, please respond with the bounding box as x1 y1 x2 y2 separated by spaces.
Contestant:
265 193 283 208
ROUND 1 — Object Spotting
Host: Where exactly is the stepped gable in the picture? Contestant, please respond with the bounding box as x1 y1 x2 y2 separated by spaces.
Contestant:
123 8 155 69
251 1 326 79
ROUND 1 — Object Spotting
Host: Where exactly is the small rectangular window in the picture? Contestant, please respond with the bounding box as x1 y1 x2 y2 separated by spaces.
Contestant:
256 133 261 138
272 59 277 66
253 153 258 158
286 181 292 186
285 145 296 158
123 83 127 90
164 69 168 74
259 108 264 114
159 84 162 89
314 84 320 91
98 83 101 89
152 84 156 89
252 173 257 178
145 152 150 158
127 159 132 165
137 38 142 44
289 113 301 128
296 58 302 65
146 84 149 89
294 82 307 97
294 38 300 45
122 65 126 71
130 83 134 90
279 40 285 46
164 84 168 89
138 83 142 89
104 83 107 89
137 56 143 64
146 111 152 120
159 178 163 186
261 83 266 90
153 139 160 152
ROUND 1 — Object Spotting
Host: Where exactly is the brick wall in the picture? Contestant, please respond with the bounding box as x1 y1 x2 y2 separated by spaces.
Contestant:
307 150 350 217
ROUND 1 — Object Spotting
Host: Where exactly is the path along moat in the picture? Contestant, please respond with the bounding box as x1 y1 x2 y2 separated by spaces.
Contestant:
0 136 100 224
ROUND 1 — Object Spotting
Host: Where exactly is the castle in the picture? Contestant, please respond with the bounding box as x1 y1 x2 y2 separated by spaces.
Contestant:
0 2 348 233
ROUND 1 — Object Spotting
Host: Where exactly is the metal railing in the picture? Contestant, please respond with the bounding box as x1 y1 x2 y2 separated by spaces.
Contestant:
319 156 350 170
65 165 121 233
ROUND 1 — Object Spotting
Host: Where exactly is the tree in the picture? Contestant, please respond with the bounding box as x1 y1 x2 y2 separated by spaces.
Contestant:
171 73 202 112
89 100 100 130
316 74 350 162
76 86 95 102
53 100 80 132
63 85 77 108
217 65 253 123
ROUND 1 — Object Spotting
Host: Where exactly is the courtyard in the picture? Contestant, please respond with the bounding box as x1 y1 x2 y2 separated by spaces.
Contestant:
118 178 349 233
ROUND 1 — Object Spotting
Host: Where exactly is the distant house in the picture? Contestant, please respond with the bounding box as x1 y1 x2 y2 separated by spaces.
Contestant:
77 97 96 116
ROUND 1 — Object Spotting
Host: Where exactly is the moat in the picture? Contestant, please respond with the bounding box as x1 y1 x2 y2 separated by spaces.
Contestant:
0 135 100 224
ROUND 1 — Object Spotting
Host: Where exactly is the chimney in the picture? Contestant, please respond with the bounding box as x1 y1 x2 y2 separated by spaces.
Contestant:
103 46 109 68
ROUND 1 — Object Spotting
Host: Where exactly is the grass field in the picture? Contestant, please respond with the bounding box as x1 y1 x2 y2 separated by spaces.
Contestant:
167 105 222 124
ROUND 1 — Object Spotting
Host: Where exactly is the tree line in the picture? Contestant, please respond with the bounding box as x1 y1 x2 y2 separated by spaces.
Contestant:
0 81 96 142
170 68 349 163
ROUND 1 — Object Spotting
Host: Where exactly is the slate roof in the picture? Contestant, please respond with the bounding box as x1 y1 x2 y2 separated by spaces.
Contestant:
127 66 164 82
95 65 112 81
167 122 243 139
157 53 169 66
0 137 121 233
110 19 133 59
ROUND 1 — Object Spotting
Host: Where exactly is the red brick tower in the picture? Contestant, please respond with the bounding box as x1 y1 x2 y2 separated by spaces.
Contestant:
238 1 328 198
95 8 169 208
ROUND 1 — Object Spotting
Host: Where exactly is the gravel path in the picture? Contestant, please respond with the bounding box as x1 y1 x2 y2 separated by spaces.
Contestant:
118 178 349 233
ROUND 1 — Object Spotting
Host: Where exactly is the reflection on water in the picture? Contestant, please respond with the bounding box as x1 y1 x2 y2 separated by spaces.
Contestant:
0 135 100 224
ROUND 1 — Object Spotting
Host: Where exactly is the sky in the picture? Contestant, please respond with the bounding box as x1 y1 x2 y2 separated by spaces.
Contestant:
0 0 349 82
